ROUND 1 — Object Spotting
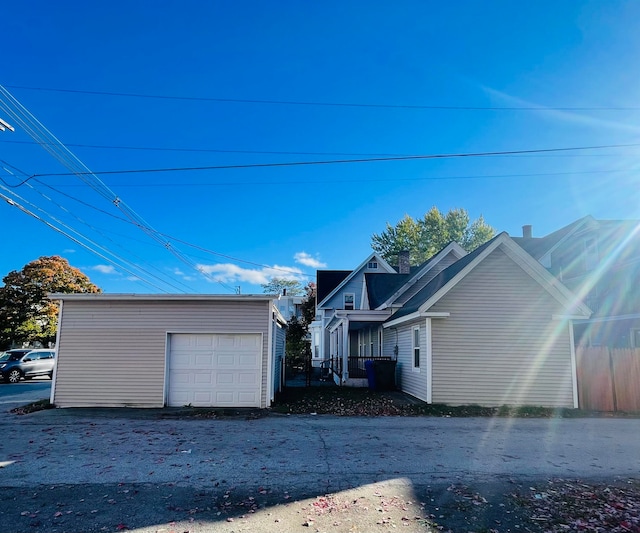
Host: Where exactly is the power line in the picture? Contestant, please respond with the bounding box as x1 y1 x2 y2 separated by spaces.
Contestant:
0 85 239 293
1 162 193 293
0 187 172 293
31 178 315 279
6 84 640 111
27 142 640 179
35 167 639 189
1 138 636 159
0 139 413 157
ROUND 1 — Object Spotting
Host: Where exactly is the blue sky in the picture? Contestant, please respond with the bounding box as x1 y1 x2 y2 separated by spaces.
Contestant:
2 1 639 294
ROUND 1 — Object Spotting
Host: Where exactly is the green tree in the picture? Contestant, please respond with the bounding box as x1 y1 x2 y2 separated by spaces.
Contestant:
0 256 101 349
285 282 316 375
261 277 304 296
300 282 316 327
371 207 495 266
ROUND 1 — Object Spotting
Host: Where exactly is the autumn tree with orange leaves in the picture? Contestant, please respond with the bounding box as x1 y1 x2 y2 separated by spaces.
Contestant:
0 256 101 349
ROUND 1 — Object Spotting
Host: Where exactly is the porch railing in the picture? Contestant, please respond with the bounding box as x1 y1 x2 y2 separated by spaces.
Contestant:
329 355 394 380
347 355 393 378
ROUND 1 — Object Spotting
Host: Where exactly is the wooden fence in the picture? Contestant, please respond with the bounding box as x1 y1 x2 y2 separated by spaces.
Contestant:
576 347 640 412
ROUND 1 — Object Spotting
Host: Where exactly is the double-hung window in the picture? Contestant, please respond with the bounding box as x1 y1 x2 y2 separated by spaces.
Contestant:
344 293 355 310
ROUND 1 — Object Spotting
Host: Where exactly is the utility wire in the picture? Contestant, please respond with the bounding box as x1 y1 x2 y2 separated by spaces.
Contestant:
27 142 640 179
1 139 636 159
38 167 639 189
0 188 171 293
31 178 315 280
0 85 237 293
6 84 640 111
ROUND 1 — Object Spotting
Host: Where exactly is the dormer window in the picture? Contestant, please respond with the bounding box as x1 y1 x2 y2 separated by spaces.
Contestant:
344 293 355 310
368 261 378 269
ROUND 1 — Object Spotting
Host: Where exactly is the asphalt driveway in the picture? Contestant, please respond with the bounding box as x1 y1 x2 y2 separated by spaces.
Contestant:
1 408 640 532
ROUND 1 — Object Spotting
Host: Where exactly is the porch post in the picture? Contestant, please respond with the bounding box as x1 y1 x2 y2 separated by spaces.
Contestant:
342 318 350 381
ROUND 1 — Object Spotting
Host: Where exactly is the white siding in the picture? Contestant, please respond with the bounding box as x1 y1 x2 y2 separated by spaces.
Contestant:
393 320 428 401
428 247 574 407
54 300 271 408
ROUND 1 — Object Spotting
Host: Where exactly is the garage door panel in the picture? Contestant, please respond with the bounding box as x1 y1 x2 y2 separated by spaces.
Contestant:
217 354 235 366
168 333 262 408
194 391 213 403
238 372 259 384
215 391 234 403
194 354 214 365
238 354 260 367
216 372 234 384
196 336 214 347
194 372 213 384
171 371 192 385
238 391 259 403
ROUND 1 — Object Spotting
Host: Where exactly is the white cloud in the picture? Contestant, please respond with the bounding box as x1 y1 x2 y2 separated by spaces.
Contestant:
63 249 76 254
126 276 140 282
197 263 304 285
294 252 327 269
92 264 117 275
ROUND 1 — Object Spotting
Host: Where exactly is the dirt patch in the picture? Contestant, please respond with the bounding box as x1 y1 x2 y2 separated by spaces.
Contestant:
271 386 608 418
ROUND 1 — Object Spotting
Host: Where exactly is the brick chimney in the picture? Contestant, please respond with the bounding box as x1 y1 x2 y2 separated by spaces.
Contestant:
398 250 410 274
522 225 532 239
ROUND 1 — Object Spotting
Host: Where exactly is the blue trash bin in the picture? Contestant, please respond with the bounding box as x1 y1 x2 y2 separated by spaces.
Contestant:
365 360 376 390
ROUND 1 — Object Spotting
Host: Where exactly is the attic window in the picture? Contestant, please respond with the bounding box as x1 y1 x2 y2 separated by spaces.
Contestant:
368 261 378 269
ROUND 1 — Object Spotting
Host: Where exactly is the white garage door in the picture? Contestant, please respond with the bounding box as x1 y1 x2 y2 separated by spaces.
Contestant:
168 333 262 407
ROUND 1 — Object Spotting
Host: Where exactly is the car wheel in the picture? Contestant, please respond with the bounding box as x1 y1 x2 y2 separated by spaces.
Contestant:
7 369 22 384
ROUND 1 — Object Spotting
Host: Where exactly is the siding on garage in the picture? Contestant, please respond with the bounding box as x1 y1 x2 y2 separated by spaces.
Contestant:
272 319 286 400
53 299 272 408
427 246 574 407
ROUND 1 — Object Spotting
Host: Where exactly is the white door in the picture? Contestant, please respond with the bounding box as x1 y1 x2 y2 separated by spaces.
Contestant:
168 333 262 407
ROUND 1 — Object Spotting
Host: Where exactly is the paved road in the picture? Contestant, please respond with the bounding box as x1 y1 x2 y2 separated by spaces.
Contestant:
2 410 640 488
0 377 50 410
1 409 639 532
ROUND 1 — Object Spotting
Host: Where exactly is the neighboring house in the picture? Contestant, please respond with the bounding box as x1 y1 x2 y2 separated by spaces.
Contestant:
274 293 304 320
513 217 640 348
312 233 591 408
49 294 287 409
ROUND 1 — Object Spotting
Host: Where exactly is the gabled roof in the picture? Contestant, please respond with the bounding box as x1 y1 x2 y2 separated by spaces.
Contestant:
316 270 351 304
376 241 468 309
317 252 396 308
384 232 592 328
365 273 411 309
512 216 592 260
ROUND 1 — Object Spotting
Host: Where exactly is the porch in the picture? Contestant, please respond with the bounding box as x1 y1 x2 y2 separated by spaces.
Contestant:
326 355 395 388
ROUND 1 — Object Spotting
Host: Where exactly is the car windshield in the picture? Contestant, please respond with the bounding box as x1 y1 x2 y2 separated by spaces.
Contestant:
0 351 28 362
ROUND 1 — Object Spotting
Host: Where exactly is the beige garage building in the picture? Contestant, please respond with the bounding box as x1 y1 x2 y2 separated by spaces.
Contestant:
49 294 286 408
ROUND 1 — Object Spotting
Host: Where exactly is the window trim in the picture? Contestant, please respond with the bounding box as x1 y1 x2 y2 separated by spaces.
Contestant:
367 261 378 269
412 325 420 371
343 293 355 310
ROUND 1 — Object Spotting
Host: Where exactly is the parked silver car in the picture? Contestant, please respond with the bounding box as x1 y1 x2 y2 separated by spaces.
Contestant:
0 349 56 383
